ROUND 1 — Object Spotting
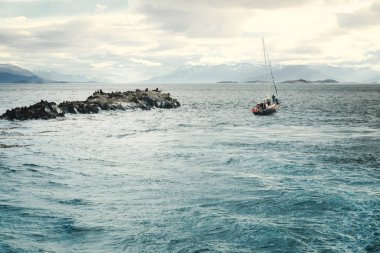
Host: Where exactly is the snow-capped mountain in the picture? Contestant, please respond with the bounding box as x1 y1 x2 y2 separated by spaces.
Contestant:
0 63 109 83
146 63 262 83
0 64 45 83
35 70 111 83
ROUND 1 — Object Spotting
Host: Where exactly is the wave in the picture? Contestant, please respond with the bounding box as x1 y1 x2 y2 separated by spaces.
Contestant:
58 198 90 206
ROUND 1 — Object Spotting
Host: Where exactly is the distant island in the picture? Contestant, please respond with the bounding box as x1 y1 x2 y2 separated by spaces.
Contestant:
280 79 339 84
246 80 265 83
214 79 340 84
217 81 238 83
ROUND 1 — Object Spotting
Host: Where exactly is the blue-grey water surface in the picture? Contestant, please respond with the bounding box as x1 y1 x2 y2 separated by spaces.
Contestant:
0 83 379 252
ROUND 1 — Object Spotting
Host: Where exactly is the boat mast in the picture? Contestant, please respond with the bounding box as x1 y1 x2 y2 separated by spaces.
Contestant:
262 38 278 96
262 37 269 98
266 51 278 96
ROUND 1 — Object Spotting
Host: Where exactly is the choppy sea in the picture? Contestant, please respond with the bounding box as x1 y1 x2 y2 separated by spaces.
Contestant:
0 83 379 253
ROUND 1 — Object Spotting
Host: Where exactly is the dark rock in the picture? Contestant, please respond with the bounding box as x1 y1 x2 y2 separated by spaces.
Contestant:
0 144 29 148
1 89 181 121
59 101 101 114
143 96 156 107
59 101 77 114
0 100 63 121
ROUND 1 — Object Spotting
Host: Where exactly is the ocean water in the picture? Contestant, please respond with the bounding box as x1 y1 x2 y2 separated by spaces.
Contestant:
0 83 379 253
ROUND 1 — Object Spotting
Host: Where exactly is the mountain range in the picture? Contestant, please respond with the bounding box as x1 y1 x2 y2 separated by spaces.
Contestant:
146 64 380 83
0 64 45 83
1 63 379 84
0 64 104 83
35 70 111 83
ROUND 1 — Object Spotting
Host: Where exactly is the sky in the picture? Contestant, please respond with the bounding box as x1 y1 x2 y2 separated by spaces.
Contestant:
0 0 379 82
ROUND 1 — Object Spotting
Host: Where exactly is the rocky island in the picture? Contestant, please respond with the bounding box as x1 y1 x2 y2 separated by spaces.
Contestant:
280 79 339 84
0 88 181 121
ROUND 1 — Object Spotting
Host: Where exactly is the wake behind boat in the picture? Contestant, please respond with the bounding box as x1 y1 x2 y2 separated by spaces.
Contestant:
251 38 281 116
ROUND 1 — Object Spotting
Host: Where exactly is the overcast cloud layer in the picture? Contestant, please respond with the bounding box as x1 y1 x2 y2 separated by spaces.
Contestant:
0 0 379 82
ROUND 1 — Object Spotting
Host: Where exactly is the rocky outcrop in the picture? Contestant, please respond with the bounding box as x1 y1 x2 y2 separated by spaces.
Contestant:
0 89 181 121
0 100 64 120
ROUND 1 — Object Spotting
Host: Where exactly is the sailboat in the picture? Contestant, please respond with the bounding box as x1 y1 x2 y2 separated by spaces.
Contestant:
251 38 280 115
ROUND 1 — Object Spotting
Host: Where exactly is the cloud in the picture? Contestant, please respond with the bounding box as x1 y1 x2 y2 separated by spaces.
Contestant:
288 45 321 55
366 50 380 66
130 58 162 67
133 1 244 37
131 0 362 40
90 61 115 69
0 18 95 50
0 0 379 82
133 0 315 12
336 1 380 28
0 0 128 17
95 4 108 13
131 0 326 38
0 14 159 81
203 0 315 9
